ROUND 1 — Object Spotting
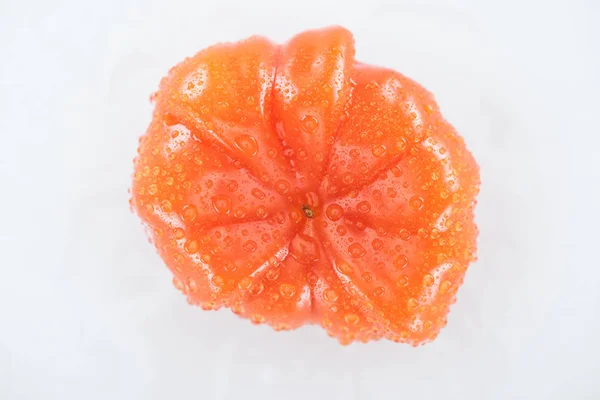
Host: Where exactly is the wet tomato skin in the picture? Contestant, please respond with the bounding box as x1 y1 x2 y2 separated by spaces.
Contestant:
131 26 480 345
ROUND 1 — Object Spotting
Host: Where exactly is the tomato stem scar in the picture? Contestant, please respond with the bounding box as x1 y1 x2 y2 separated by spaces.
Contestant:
302 205 315 218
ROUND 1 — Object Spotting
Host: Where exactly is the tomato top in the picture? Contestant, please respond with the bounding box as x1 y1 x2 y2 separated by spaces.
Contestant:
131 26 480 345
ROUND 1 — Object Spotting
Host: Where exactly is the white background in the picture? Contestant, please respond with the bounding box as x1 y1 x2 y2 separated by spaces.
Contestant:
1 0 599 398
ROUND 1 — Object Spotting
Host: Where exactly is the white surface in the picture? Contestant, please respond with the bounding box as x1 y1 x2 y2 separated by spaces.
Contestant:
1 0 599 398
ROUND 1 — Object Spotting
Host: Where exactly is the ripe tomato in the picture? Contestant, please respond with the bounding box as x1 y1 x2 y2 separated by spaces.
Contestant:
131 26 480 345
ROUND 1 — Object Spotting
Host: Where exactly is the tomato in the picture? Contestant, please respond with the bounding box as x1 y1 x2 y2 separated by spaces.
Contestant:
131 26 480 345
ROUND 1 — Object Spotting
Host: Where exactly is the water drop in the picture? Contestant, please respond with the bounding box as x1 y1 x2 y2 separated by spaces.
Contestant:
348 243 366 258
372 144 387 158
289 233 320 264
361 272 373 283
251 188 266 200
211 194 232 215
161 199 173 212
211 275 224 287
301 115 319 133
184 239 199 254
279 283 296 298
325 204 344 221
374 287 385 297
266 268 280 281
394 255 409 269
439 280 452 295
357 201 371 213
336 261 354 275
423 274 435 287
275 180 290 194
344 313 360 325
399 229 411 241
243 240 257 252
181 204 198 221
234 134 258 156
409 195 424 211
324 289 338 302
371 239 384 250
249 280 264 296
407 298 419 311
396 275 409 287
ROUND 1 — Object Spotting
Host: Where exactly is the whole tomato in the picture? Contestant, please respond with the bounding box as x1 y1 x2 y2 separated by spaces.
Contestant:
131 26 480 345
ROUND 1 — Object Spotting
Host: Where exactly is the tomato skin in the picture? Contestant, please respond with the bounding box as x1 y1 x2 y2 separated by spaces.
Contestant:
131 26 480 345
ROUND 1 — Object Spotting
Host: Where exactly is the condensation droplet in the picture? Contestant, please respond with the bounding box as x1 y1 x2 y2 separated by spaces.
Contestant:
357 201 371 213
184 239 199 254
234 135 258 157
279 283 296 299
243 240 257 253
372 144 387 158
409 195 424 211
396 275 409 287
423 274 435 287
325 204 344 221
344 313 360 325
399 229 411 241
371 239 384 250
211 275 224 287
275 180 290 194
251 188 266 200
394 254 409 269
361 272 373 283
301 115 319 133
211 194 232 215
407 298 419 311
324 289 338 302
161 199 172 212
181 204 198 221
348 243 366 258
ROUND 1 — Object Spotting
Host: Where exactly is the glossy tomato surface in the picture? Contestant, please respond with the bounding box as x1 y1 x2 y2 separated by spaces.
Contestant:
131 26 480 345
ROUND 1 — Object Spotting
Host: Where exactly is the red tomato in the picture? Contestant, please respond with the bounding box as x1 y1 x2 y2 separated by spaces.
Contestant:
131 26 480 345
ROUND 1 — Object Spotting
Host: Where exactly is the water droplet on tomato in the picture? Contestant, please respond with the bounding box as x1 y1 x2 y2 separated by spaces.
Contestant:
161 200 172 212
211 194 232 215
409 195 424 211
399 229 411 241
439 280 452 295
423 274 435 287
243 240 257 252
361 272 373 282
324 289 338 302
279 283 296 298
184 239 199 254
234 134 258 156
266 268 280 281
326 204 343 221
407 298 419 311
251 188 266 199
211 275 224 287
371 239 384 250
372 144 387 158
394 255 409 269
348 243 366 258
357 201 371 213
344 313 360 325
396 275 409 287
373 287 385 297
181 205 198 221
275 180 290 194
301 115 319 133
249 280 264 296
